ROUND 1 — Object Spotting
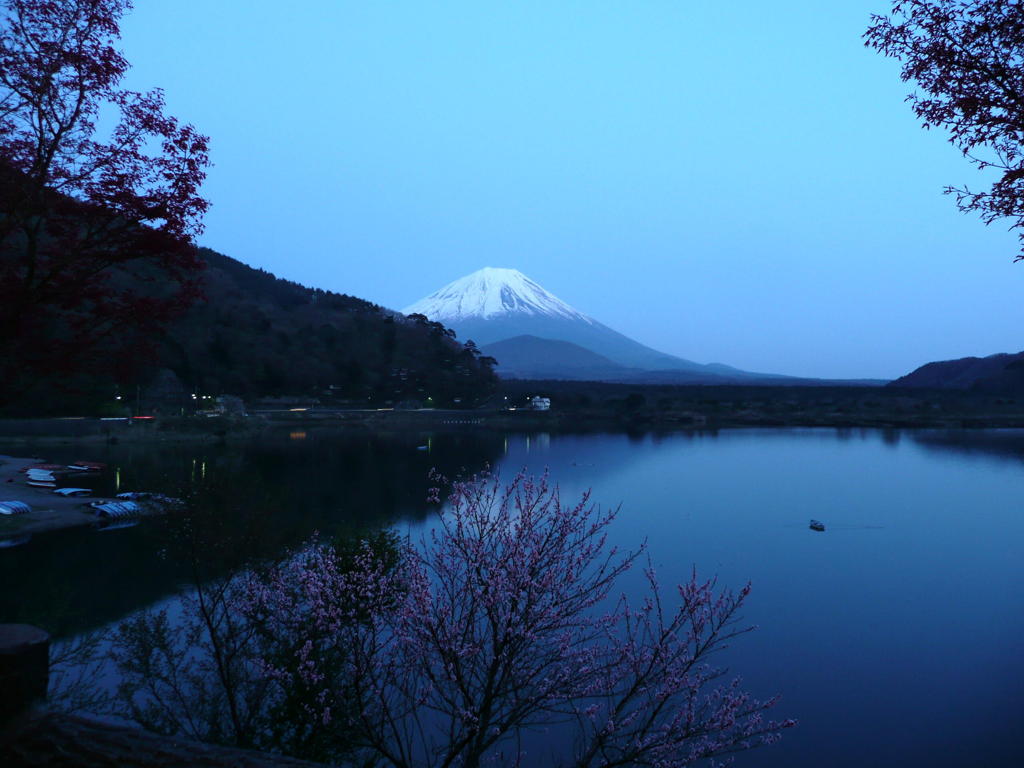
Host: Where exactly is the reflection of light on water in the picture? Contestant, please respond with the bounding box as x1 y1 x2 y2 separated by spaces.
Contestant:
114 467 121 492
191 458 196 482
522 433 550 454
201 461 206 480
428 436 432 453
504 437 508 454
290 431 307 440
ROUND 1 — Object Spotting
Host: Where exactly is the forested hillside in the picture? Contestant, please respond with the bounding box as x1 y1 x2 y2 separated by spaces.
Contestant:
149 248 497 406
889 351 1024 394
5 247 497 415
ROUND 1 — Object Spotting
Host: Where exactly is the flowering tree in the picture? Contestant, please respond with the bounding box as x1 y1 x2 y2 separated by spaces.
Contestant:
0 0 209 404
109 526 401 764
865 1 1024 260
247 473 794 767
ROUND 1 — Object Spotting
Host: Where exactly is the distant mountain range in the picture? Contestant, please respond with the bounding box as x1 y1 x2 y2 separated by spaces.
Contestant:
890 351 1024 393
403 267 884 386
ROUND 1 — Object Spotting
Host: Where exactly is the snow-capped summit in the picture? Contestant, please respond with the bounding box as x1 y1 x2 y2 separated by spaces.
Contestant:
401 267 785 383
402 267 594 324
402 267 707 372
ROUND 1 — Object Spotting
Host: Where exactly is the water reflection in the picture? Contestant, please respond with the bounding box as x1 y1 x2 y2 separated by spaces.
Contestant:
1 426 1023 768
909 428 1024 463
0 428 504 639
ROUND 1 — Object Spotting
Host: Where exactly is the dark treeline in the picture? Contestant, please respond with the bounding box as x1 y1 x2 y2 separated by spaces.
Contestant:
156 248 497 406
497 379 1024 428
6 248 497 416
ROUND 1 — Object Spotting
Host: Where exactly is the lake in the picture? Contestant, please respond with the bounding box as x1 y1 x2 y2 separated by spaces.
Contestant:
2 427 1022 766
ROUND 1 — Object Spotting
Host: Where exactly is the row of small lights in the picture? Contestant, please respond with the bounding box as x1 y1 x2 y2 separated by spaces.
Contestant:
113 394 214 400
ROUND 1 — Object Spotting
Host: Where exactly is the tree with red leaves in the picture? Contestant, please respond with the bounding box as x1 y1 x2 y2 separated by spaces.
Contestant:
866 1 1024 260
0 0 209 407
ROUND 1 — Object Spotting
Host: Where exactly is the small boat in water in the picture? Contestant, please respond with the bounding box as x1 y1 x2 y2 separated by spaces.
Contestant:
809 519 825 532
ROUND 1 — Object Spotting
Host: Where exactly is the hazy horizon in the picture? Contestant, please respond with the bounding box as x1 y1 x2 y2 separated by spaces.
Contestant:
119 1 1022 380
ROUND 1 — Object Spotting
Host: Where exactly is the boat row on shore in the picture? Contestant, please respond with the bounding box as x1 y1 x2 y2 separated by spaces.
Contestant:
21 460 107 489
2 457 181 525
1 491 181 518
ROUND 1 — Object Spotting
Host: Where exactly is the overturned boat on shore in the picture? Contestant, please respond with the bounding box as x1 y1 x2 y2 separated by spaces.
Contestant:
25 469 59 489
0 500 31 516
90 500 142 520
53 487 92 498
88 492 183 522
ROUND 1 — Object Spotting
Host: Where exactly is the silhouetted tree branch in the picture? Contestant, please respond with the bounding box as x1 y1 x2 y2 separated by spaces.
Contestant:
0 0 210 405
866 0 1024 259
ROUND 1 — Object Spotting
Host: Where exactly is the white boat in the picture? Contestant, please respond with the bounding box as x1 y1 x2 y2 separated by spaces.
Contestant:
91 501 142 519
26 471 57 489
53 487 92 497
0 501 31 515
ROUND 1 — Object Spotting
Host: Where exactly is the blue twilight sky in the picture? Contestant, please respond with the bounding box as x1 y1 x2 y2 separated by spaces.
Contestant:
117 1 1021 380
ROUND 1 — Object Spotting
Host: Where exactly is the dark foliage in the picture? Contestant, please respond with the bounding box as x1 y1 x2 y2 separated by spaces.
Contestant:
889 348 1024 392
866 0 1024 259
148 248 497 409
0 0 210 406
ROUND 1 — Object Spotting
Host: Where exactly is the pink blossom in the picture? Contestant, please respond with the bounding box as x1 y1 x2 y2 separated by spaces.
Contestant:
241 470 793 767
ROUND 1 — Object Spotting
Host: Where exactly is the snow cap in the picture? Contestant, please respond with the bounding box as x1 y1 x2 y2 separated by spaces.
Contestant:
403 267 593 324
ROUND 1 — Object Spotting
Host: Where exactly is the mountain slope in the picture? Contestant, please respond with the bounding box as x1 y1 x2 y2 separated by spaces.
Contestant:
890 351 1024 393
404 267 741 375
150 249 497 405
480 335 635 381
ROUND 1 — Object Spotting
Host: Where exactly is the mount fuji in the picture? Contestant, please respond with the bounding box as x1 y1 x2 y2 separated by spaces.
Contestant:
402 268 763 382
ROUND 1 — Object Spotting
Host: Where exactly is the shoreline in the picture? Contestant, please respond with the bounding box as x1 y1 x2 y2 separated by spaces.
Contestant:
5 381 1024 443
0 455 121 538
5 400 1024 447
6 414 1024 539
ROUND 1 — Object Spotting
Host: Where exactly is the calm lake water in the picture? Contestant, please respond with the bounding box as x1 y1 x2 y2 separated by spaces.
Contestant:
2 427 1022 766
